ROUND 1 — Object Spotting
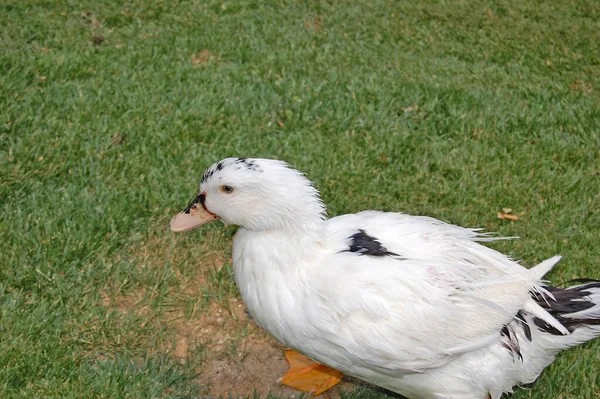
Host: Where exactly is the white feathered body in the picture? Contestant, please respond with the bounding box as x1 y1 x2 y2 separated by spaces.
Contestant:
233 211 600 399
178 158 600 399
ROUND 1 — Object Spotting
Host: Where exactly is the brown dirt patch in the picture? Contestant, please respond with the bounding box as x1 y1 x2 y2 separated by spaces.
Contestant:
167 298 354 398
192 50 218 67
305 16 324 31
568 79 592 95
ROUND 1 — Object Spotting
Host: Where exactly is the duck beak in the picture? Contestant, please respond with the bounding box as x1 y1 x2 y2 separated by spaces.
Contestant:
170 193 219 232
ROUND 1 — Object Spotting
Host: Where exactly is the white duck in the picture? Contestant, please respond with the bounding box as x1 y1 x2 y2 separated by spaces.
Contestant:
170 157 600 399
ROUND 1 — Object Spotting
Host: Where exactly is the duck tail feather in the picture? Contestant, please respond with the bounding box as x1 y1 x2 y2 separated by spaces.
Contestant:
529 255 562 280
539 280 600 327
523 300 570 335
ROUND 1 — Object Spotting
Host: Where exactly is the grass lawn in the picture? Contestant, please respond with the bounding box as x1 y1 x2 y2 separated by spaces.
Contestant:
1 0 599 397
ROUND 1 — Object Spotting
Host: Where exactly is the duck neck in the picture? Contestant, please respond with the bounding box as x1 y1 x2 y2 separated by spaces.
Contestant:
233 218 326 274
231 221 325 345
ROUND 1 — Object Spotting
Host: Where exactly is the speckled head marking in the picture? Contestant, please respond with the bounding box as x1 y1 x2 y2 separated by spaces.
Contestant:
233 157 262 172
343 229 402 258
200 157 264 184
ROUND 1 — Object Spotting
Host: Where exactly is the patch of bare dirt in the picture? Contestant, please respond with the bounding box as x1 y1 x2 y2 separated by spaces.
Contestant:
569 79 592 95
305 16 324 31
168 298 354 398
192 50 218 67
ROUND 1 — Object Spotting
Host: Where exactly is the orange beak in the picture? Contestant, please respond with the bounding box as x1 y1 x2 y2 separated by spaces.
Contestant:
170 194 219 232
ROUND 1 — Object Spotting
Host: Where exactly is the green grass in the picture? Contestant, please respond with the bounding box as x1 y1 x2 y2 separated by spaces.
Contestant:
1 0 599 397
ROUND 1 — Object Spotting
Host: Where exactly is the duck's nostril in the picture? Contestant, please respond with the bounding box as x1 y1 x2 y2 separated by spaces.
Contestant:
183 193 206 215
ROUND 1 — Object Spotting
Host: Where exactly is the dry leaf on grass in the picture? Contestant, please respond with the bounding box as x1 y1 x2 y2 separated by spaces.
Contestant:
498 212 518 221
403 104 419 112
110 133 125 147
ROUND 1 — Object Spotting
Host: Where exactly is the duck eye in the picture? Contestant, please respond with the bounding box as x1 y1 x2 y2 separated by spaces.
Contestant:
221 185 234 194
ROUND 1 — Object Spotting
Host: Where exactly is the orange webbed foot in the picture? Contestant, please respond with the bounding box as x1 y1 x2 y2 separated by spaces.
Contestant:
279 349 344 395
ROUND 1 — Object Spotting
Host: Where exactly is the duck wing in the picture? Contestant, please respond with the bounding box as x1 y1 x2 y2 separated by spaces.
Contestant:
307 211 558 373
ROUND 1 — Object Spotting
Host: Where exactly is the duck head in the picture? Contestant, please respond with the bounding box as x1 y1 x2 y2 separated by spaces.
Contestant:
170 158 326 233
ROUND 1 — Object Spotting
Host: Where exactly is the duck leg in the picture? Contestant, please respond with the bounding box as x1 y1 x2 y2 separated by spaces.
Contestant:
279 349 344 395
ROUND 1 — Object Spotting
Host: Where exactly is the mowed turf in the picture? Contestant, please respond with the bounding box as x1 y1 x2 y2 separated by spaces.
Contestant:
1 0 599 397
